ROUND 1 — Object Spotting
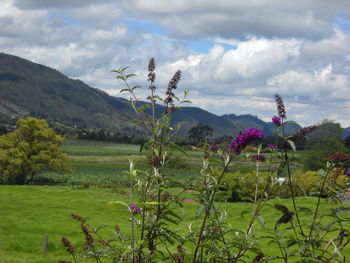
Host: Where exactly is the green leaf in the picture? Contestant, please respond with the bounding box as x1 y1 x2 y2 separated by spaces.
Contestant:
119 88 130 93
125 74 136 79
197 203 206 218
108 201 128 208
132 85 142 91
139 141 149 153
286 140 296 152
257 215 265 228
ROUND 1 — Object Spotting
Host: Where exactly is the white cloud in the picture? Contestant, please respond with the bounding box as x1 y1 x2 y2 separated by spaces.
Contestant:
0 0 350 127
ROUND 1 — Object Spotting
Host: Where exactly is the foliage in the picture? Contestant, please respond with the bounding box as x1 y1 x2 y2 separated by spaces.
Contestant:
59 62 350 263
216 171 272 202
0 117 69 184
187 123 213 145
344 134 350 149
78 128 146 144
302 137 350 170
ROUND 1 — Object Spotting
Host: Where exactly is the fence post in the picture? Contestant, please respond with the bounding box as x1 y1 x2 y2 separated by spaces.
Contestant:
43 233 48 256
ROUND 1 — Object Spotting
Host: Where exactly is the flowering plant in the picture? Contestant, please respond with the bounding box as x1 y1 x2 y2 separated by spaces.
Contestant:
60 62 350 263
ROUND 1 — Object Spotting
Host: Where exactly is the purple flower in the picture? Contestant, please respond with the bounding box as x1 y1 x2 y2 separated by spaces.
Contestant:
252 154 266 162
272 116 281 126
128 204 141 215
346 171 350 176
211 227 219 232
267 144 277 149
210 144 218 152
228 128 264 155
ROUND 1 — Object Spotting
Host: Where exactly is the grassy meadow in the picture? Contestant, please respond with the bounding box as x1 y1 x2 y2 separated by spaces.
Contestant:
1 139 349 262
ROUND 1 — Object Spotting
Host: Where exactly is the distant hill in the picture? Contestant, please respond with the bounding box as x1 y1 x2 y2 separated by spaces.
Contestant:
0 53 137 134
222 114 302 136
343 127 350 139
0 52 305 138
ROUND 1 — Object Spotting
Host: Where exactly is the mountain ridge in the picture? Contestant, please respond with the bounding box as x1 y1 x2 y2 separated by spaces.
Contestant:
0 52 347 138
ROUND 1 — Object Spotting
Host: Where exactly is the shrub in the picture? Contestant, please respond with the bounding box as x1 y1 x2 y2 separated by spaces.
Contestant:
216 171 272 202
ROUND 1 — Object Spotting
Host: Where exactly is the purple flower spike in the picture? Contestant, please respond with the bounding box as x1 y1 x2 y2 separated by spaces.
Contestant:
267 144 277 149
272 116 281 126
128 204 141 215
252 154 266 162
228 128 264 155
346 171 350 176
210 144 218 152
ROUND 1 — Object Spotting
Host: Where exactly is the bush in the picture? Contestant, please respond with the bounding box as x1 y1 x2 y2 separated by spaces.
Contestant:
216 171 272 202
216 169 348 201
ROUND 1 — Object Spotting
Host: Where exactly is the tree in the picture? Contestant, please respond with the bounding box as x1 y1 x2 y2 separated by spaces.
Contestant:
345 134 350 149
302 137 349 171
0 117 69 184
187 123 213 145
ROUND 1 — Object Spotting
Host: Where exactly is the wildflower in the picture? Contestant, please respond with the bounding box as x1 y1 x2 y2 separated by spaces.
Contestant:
168 70 181 91
293 125 317 140
114 224 121 233
148 58 156 89
128 204 141 215
252 154 266 162
209 144 218 152
148 57 155 72
165 70 181 106
272 116 281 126
267 144 276 149
274 94 286 119
228 128 264 155
99 239 109 247
346 171 350 176
211 227 219 232
81 224 93 246
150 155 161 168
70 213 86 223
330 152 350 163
165 106 177 114
61 237 75 255
252 252 265 263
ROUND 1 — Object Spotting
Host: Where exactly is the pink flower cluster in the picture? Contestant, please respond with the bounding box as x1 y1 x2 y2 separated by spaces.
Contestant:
128 204 141 215
228 128 264 155
267 144 277 149
252 154 266 162
272 116 281 126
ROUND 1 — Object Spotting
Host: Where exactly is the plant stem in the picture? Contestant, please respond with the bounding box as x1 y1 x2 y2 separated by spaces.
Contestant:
192 155 232 263
304 166 331 256
281 120 305 237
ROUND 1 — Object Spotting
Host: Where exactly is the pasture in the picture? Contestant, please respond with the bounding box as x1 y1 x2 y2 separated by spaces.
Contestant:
0 140 349 262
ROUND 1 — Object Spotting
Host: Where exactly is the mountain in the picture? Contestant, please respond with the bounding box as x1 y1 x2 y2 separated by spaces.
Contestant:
343 127 350 139
0 53 244 136
0 52 301 138
222 114 302 136
0 53 137 134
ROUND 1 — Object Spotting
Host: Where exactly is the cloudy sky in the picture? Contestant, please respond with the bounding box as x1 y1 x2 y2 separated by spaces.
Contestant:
1 0 350 127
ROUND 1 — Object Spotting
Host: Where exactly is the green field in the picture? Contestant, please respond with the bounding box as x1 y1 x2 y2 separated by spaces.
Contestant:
1 140 349 262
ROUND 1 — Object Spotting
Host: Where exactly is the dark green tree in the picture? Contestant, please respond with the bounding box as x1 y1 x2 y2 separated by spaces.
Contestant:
345 134 350 149
187 123 213 145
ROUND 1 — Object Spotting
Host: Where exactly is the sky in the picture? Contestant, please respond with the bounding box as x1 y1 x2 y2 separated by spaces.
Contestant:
1 0 350 127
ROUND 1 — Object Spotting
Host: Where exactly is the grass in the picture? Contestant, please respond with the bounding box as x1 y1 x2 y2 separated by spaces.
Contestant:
1 185 350 262
62 139 142 156
2 139 348 262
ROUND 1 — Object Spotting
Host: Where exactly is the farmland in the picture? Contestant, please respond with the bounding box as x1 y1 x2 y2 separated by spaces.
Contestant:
1 139 350 262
